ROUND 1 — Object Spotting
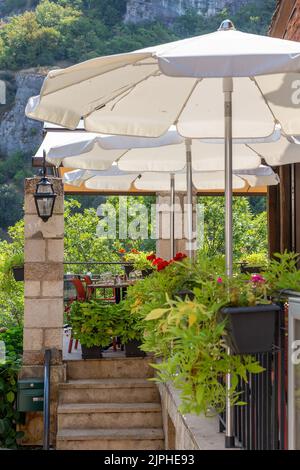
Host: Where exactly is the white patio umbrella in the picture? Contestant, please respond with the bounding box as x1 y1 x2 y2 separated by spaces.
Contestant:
26 21 300 446
26 21 300 277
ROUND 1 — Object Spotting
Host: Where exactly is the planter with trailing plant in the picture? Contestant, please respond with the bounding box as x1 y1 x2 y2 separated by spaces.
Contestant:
123 250 154 277
70 301 119 359
221 304 280 354
2 253 24 282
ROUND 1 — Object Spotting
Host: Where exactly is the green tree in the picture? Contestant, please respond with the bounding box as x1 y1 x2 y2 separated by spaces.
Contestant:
0 221 24 327
199 196 267 260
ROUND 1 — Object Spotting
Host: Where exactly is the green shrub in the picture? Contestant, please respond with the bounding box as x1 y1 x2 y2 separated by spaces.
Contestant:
0 327 24 449
69 301 119 348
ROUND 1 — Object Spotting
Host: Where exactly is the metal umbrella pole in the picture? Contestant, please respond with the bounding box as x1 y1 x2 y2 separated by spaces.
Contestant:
224 76 235 448
170 173 176 259
185 139 193 258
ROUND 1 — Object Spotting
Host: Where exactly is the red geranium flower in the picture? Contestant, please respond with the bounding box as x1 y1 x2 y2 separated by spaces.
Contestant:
157 260 170 271
173 252 187 262
147 253 156 262
130 248 139 254
118 248 126 254
153 257 164 266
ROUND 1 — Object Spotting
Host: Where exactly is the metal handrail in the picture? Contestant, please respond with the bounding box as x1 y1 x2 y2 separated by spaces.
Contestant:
43 349 51 450
63 261 133 265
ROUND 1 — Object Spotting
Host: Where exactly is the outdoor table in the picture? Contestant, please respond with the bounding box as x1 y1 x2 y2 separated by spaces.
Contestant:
87 281 135 304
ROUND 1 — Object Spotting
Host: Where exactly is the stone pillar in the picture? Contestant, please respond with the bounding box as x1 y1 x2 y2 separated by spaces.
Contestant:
19 177 66 446
156 192 198 260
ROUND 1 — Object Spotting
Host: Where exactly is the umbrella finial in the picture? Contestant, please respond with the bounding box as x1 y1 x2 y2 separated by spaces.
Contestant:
218 19 236 31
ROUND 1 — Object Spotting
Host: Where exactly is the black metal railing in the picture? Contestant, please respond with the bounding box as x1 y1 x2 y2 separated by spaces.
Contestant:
43 349 51 451
219 304 288 450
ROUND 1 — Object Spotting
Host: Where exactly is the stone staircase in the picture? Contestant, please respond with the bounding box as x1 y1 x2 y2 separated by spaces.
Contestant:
56 357 165 450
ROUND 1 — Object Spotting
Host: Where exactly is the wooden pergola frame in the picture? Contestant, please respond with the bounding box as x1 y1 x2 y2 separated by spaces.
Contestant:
268 0 300 256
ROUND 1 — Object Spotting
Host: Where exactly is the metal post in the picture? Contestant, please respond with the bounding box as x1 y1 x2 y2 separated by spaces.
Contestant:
43 349 51 450
224 77 233 277
170 173 176 259
185 139 193 258
224 77 235 448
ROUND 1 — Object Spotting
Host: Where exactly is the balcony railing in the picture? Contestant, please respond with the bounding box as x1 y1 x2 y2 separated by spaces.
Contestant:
219 304 288 450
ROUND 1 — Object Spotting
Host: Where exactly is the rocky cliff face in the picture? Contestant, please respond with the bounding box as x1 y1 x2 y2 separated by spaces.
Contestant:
125 0 253 24
0 71 45 157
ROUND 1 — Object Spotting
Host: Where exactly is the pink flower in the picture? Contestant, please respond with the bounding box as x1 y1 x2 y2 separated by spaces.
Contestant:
251 274 265 283
217 277 223 284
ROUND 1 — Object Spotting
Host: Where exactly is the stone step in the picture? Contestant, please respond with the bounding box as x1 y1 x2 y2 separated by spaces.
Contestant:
66 357 154 380
58 402 163 430
56 428 165 450
59 378 160 404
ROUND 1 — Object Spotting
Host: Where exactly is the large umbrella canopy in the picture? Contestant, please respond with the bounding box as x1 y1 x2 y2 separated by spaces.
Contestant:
42 132 262 172
64 167 273 191
26 25 300 138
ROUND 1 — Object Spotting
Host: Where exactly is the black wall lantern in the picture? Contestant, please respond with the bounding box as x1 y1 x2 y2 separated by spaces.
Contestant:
34 151 57 222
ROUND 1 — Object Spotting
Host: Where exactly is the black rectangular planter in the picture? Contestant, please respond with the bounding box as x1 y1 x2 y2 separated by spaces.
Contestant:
221 304 280 355
125 340 146 357
81 345 103 359
13 267 24 282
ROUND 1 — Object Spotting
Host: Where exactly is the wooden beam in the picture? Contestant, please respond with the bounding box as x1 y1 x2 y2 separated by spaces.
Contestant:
269 0 297 38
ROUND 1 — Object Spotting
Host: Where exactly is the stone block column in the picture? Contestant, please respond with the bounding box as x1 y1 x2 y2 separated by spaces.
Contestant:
20 177 65 446
156 192 198 260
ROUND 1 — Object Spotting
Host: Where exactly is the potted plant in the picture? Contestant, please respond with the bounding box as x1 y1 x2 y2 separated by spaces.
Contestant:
2 253 24 282
69 301 118 359
124 250 154 277
115 302 146 357
143 296 264 415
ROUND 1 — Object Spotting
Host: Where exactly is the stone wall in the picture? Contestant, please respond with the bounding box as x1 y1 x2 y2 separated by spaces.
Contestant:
158 382 226 450
0 71 45 157
124 0 253 24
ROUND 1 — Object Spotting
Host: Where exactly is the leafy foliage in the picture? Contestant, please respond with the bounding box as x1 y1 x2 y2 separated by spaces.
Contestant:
199 196 267 260
121 256 267 415
263 251 300 295
0 221 24 328
64 199 121 275
69 300 119 348
0 0 276 70
145 299 264 415
0 326 24 449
